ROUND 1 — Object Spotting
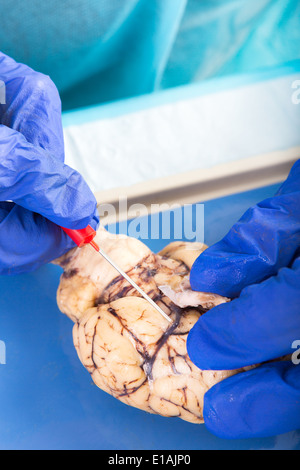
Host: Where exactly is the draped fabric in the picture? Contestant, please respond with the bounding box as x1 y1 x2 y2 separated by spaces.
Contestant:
1 0 299 110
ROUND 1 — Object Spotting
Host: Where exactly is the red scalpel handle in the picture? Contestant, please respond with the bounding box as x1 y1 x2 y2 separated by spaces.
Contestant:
61 225 99 250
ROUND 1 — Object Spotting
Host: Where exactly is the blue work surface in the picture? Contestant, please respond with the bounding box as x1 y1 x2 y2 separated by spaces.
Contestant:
0 183 299 450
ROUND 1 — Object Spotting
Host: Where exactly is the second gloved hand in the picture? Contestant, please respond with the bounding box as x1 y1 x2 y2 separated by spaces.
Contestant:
0 52 98 274
187 159 300 439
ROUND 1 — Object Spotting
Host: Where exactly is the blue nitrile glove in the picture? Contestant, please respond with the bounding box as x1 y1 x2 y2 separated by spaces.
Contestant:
187 159 300 439
0 52 99 275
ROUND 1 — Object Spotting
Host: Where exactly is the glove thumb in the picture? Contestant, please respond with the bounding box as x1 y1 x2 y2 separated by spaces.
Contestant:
0 124 98 229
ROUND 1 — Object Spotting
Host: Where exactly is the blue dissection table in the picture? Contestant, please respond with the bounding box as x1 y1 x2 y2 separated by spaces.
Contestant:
0 183 299 450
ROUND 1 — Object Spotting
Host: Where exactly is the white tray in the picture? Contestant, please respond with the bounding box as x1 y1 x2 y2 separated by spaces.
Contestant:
95 146 299 224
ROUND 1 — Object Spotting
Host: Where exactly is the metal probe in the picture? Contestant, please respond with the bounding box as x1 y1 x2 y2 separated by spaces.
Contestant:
61 225 172 324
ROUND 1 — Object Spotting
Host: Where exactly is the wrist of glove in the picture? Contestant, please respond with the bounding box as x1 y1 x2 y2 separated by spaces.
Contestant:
187 159 300 439
0 52 99 274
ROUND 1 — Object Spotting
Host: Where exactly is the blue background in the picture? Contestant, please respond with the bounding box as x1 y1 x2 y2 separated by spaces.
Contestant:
1 0 299 111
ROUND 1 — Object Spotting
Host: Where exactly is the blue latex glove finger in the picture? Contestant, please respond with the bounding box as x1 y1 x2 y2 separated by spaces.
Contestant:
187 160 300 439
187 256 300 370
0 51 65 161
203 361 300 439
0 54 99 274
0 202 97 275
190 160 300 298
0 124 98 230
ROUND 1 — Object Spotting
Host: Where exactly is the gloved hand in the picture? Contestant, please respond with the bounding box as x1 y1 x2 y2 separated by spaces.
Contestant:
187 159 300 439
0 52 99 275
